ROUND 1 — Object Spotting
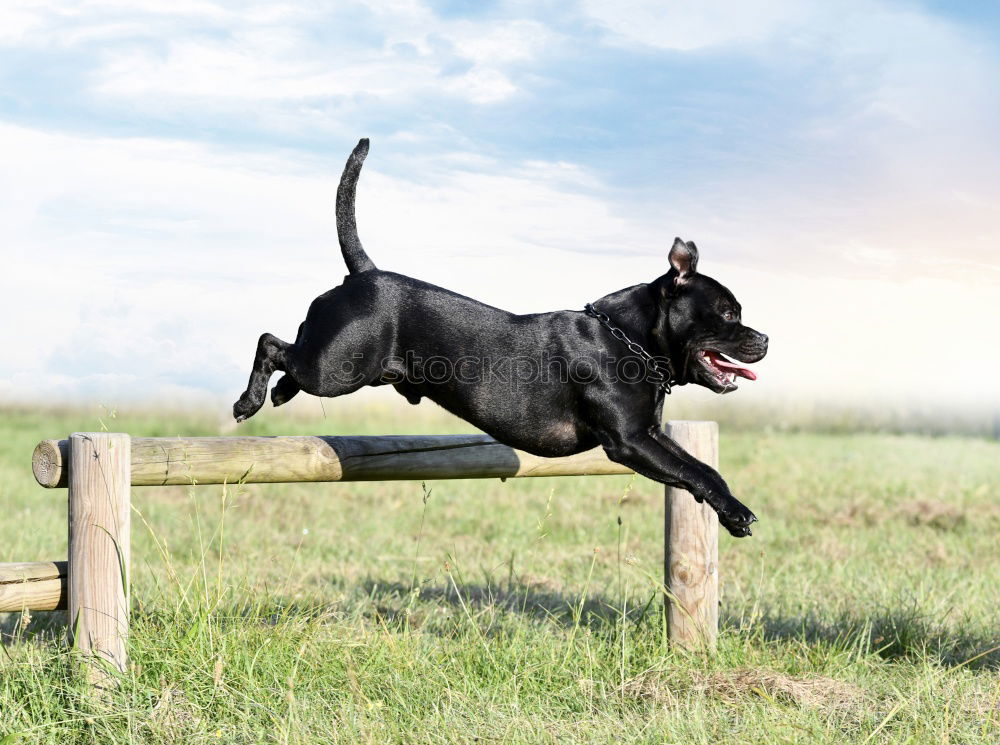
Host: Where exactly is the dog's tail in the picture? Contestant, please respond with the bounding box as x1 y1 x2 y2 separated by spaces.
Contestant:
336 138 376 274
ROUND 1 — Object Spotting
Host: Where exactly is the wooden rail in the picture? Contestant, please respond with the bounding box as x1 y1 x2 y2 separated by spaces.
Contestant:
32 434 632 489
0 561 67 612
6 422 721 685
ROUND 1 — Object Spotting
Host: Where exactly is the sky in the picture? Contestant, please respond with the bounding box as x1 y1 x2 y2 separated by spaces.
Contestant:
1 0 998 415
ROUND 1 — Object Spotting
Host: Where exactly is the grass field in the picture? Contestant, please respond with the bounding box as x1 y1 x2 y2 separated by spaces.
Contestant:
1 402 999 743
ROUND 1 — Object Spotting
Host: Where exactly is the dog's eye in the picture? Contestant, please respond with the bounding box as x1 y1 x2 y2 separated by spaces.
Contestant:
723 311 736 321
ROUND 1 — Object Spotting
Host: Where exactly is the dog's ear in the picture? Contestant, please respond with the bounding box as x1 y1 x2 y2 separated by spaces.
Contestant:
669 237 699 283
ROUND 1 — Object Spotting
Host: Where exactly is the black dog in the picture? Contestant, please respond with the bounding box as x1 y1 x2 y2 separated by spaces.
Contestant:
234 139 768 537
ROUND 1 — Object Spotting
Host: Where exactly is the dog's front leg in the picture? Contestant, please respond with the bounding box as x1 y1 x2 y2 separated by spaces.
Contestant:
600 427 757 537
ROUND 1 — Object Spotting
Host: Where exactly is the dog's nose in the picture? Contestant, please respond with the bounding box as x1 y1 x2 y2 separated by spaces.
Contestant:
759 333 768 348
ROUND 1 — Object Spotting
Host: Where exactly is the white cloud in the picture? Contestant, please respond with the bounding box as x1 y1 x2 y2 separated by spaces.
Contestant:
0 7 45 43
3 1 551 110
581 0 818 51
92 16 540 107
450 19 551 64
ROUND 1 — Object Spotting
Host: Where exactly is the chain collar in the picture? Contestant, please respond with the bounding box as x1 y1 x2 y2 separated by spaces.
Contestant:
584 303 676 395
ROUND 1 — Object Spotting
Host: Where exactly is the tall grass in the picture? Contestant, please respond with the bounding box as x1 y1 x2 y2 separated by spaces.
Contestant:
1 403 998 743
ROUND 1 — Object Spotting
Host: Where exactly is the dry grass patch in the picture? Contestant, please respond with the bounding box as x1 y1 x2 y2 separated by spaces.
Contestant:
898 499 967 530
694 668 866 711
148 686 204 738
624 667 866 712
830 498 974 531
962 689 1000 719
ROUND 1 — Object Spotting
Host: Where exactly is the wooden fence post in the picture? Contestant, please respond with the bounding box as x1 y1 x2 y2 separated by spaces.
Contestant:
663 421 719 650
68 433 131 682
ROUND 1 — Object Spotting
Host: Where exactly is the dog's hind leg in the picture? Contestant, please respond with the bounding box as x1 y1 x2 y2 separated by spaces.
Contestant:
234 332 291 422
270 374 300 407
270 322 304 407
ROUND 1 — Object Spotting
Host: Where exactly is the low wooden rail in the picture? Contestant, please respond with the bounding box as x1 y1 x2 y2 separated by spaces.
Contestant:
4 422 721 684
31 433 634 488
0 561 67 612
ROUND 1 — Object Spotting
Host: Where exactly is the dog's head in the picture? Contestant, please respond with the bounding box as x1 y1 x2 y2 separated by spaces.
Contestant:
653 238 768 394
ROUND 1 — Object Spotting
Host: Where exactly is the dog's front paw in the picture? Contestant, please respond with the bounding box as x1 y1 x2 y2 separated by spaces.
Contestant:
719 501 758 538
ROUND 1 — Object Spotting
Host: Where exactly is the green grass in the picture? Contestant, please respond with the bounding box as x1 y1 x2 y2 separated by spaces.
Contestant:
1 402 999 743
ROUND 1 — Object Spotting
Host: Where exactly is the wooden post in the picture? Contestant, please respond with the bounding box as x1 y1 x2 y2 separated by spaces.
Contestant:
663 421 719 650
68 433 131 681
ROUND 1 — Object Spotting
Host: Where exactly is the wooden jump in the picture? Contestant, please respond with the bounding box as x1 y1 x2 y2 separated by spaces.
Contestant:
30 433 634 488
3 422 720 683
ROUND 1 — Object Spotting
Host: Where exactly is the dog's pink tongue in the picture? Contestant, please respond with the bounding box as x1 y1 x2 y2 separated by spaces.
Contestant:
713 356 757 381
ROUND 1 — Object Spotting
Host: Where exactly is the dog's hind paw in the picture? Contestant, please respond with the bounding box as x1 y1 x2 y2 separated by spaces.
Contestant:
232 394 259 423
270 374 301 407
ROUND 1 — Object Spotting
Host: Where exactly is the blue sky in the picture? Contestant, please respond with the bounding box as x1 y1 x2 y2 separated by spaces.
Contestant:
1 0 998 411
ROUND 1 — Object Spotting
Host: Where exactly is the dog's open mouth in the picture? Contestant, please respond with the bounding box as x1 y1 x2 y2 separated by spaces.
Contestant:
699 350 757 386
